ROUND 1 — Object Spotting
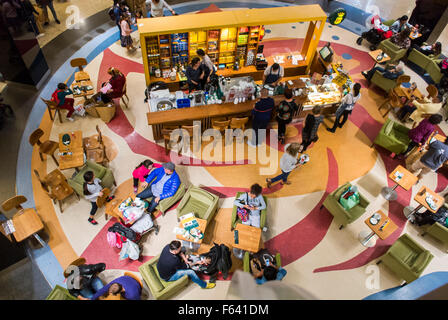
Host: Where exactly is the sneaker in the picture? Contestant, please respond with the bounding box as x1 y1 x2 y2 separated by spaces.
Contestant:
361 71 368 78
56 19 61 24
203 282 216 289
134 187 138 193
36 33 45 39
66 117 74 122
88 218 98 225
106 195 115 202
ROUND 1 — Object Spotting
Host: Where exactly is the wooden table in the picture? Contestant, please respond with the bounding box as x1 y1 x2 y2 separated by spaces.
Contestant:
176 217 207 252
232 224 262 259
368 49 391 67
3 209 45 246
381 165 418 201
359 210 398 247
105 192 134 223
394 86 424 103
71 80 95 99
59 131 85 170
74 71 91 82
404 185 445 220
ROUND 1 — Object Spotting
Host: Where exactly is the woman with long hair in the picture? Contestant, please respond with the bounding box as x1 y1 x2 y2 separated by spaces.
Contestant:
327 83 362 133
132 159 162 193
266 142 302 187
103 66 126 99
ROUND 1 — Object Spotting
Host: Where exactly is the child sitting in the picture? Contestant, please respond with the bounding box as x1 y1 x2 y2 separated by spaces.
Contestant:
132 160 162 193
187 254 212 272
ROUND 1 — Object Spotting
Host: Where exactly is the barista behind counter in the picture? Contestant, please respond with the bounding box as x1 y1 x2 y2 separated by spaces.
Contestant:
263 63 284 86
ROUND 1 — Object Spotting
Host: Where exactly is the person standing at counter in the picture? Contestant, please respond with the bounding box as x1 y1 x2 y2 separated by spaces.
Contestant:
276 88 298 145
148 0 176 17
327 83 361 133
263 63 284 86
300 106 324 152
186 57 204 92
251 88 275 146
196 49 214 88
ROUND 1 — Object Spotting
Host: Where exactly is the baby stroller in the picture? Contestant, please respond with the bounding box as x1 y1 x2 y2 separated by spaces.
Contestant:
356 15 394 51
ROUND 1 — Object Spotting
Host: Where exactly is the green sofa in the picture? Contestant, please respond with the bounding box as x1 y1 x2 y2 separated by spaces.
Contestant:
377 233 434 283
378 38 407 63
231 192 268 230
421 204 448 252
176 185 219 225
373 119 411 154
243 251 281 273
369 70 400 93
407 48 443 84
46 285 78 300
321 182 370 229
68 160 115 197
139 254 189 300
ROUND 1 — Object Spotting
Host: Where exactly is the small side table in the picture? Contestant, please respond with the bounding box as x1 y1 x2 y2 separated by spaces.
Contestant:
359 210 398 247
404 186 444 220
381 165 418 201
176 218 207 252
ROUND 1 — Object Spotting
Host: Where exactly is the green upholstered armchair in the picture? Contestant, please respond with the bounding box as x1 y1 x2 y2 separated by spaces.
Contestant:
153 182 186 215
378 38 408 63
231 192 268 230
139 254 189 300
321 182 370 229
373 118 411 154
369 70 400 93
46 285 78 300
421 204 448 252
68 160 116 197
175 185 219 225
407 48 443 84
377 233 434 283
243 251 281 273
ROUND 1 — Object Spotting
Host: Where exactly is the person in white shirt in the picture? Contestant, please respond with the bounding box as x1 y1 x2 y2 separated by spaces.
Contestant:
327 83 361 133
266 142 301 187
83 171 104 225
196 49 215 87
147 0 176 17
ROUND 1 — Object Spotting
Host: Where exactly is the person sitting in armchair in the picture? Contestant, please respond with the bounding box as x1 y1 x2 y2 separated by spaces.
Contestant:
361 62 404 81
136 162 180 214
249 249 287 285
64 260 106 300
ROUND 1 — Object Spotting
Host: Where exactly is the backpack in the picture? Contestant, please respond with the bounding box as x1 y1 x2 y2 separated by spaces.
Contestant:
217 244 232 279
108 7 116 21
51 89 62 105
108 222 138 242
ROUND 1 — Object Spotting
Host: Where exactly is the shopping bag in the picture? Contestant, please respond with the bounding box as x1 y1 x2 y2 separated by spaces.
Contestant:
339 186 360 210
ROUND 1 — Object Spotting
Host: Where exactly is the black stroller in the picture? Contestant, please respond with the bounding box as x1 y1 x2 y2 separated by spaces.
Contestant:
356 28 384 51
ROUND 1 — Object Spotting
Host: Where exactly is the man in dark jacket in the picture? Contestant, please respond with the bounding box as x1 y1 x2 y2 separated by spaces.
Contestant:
250 88 274 146
136 162 181 213
19 0 40 36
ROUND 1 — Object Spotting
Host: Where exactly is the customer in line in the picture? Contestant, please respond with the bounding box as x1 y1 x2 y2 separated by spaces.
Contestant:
361 63 404 81
407 137 448 180
136 162 181 214
397 114 443 158
251 88 275 146
157 240 215 289
327 83 362 133
51 83 75 121
300 106 323 152
186 57 204 92
263 63 284 86
113 1 128 38
36 0 60 25
266 142 301 187
148 0 176 17
233 184 266 228
276 88 298 145
120 14 136 51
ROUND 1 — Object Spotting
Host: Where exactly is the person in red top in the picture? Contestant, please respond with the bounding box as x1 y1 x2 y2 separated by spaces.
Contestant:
103 67 126 99
51 83 75 121
132 159 162 193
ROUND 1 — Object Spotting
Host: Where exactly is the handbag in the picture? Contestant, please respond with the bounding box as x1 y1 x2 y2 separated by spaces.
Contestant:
339 186 360 210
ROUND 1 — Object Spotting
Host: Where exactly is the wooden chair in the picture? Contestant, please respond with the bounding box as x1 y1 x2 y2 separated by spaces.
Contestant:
161 125 181 155
83 125 109 166
229 117 249 131
212 119 230 133
120 79 129 109
34 169 79 213
181 124 201 153
378 90 402 117
426 84 438 99
29 128 59 166
70 58 90 82
41 98 63 124
1 195 27 211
